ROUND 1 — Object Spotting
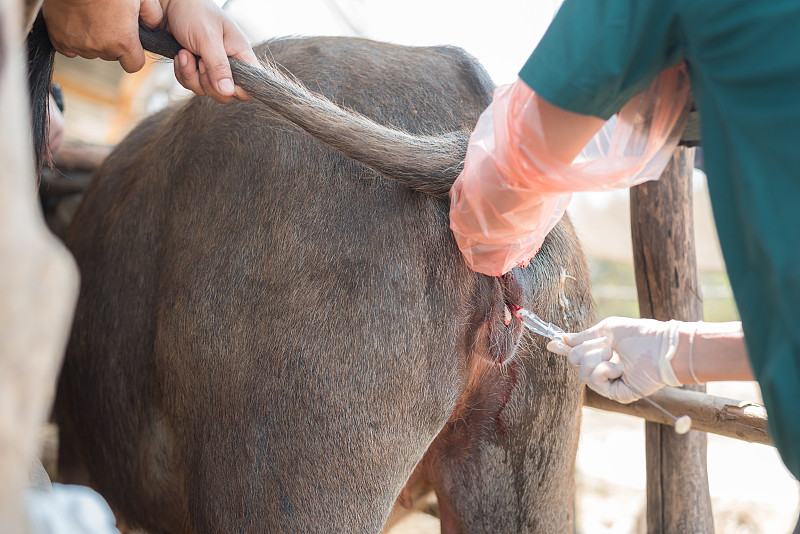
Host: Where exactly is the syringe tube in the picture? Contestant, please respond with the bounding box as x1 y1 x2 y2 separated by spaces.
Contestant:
517 308 566 341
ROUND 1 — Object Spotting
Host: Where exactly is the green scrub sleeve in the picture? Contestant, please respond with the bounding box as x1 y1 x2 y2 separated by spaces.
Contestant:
519 0 686 120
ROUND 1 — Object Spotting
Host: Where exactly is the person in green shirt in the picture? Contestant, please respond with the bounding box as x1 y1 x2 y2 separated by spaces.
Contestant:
449 0 800 488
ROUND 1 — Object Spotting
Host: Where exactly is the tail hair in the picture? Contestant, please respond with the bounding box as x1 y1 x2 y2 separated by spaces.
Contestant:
26 22 471 197
139 26 470 199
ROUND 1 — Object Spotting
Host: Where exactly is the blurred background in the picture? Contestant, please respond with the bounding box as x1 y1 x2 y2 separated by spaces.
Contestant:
50 1 799 532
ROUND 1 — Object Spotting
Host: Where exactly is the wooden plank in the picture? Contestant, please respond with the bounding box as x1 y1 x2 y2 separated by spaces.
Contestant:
52 140 112 172
584 387 770 446
630 146 714 533
40 141 112 197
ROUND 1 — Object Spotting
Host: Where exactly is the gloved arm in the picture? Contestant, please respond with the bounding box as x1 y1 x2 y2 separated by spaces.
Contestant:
447 80 601 276
449 63 690 276
547 317 752 404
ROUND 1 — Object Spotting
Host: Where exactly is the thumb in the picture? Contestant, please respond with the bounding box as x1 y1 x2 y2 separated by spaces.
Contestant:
546 339 570 356
139 0 164 29
563 324 604 348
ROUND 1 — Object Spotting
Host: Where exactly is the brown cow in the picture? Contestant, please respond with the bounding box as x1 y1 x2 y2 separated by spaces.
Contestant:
56 33 593 533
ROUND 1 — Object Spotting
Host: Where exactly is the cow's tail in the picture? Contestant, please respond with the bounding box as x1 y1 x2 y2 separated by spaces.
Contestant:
139 26 469 200
27 14 56 181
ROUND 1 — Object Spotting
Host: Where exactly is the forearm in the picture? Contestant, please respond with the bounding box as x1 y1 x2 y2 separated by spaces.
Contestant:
671 321 754 383
449 64 690 276
526 86 605 164
553 317 755 404
448 80 604 275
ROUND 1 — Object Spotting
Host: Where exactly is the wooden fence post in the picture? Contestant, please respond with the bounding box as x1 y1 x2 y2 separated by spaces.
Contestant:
630 146 714 533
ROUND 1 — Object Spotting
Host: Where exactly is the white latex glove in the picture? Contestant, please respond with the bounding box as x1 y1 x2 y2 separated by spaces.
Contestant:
547 317 683 403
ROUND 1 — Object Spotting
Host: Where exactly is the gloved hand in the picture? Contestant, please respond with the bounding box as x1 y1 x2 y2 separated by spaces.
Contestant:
547 317 683 403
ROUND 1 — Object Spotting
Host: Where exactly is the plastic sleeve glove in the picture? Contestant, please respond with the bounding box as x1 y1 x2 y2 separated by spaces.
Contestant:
449 62 691 276
548 317 683 404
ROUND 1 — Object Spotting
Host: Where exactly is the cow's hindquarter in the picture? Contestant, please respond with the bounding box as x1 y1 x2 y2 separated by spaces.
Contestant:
60 36 496 533
153 108 478 532
57 36 591 534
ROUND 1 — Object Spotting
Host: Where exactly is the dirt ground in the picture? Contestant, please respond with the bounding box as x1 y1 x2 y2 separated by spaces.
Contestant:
387 382 799 534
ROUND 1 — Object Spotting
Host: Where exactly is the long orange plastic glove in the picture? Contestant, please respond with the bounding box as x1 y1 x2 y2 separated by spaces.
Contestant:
449 62 691 276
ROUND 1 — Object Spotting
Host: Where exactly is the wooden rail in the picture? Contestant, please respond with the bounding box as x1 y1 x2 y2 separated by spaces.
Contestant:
584 387 770 446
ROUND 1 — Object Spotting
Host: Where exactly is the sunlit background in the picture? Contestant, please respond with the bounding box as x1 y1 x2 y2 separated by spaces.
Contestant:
51 1 799 532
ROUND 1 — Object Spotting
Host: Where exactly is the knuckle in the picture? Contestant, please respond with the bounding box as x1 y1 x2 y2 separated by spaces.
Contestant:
210 61 231 76
578 366 591 382
589 368 607 386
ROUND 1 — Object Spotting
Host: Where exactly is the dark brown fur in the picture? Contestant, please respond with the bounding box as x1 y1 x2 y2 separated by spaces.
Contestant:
57 35 593 533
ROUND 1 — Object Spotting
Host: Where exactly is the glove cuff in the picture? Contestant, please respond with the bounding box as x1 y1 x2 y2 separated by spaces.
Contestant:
658 320 683 387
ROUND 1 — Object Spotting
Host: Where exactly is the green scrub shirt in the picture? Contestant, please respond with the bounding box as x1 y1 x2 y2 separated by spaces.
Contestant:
520 0 800 479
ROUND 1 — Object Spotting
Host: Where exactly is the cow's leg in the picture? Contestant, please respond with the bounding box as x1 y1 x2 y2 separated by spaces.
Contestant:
137 253 474 533
410 222 593 534
161 353 469 533
423 349 583 534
